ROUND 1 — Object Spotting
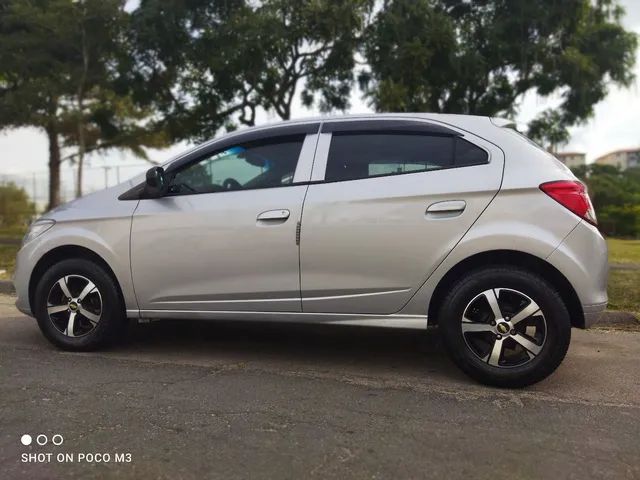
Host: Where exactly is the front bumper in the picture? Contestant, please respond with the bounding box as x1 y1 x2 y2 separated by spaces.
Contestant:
13 242 34 317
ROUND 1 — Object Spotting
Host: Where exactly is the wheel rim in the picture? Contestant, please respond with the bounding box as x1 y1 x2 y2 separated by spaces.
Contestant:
461 288 547 368
46 275 102 338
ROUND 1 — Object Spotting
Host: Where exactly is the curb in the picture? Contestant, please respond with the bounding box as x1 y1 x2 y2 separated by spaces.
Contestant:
0 280 15 295
596 310 639 326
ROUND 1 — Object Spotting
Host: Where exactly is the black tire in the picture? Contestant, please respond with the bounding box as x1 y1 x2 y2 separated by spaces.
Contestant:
34 258 127 351
438 266 571 388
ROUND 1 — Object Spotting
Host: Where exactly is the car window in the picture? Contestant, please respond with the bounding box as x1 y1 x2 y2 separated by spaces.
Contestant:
325 133 487 182
168 135 305 195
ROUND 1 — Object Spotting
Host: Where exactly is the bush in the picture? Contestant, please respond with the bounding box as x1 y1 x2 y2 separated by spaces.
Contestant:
0 182 35 227
572 165 640 238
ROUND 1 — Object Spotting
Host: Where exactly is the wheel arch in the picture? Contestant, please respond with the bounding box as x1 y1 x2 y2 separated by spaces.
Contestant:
28 245 126 314
427 250 585 329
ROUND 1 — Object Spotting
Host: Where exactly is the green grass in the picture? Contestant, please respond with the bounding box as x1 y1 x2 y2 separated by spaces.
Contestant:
607 238 640 264
607 269 640 317
606 238 640 317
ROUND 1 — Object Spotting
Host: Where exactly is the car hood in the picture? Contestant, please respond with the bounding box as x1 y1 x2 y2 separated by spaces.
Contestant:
41 176 143 223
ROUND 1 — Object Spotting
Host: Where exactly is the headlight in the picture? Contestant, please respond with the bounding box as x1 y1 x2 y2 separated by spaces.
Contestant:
23 219 55 245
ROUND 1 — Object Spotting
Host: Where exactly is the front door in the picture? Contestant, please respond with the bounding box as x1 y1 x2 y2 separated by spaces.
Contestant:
130 132 317 313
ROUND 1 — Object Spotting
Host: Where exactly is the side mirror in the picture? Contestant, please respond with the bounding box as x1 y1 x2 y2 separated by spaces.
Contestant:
144 166 167 198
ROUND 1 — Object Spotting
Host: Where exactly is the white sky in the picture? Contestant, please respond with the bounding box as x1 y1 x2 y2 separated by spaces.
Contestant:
1 0 639 199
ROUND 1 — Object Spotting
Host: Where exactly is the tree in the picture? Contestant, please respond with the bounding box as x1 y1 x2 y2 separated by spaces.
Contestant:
527 110 570 153
238 0 372 122
125 0 372 143
572 164 640 237
360 0 637 132
0 0 167 208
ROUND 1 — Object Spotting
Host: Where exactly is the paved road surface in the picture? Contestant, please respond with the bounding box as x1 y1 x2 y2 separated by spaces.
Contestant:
0 294 638 479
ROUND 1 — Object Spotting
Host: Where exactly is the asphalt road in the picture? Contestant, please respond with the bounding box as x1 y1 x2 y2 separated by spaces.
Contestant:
0 294 639 480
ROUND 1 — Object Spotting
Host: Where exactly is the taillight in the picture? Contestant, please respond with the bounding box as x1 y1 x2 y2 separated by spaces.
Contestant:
540 180 597 226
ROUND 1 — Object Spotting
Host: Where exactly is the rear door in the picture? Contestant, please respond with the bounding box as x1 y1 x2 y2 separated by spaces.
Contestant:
299 118 503 314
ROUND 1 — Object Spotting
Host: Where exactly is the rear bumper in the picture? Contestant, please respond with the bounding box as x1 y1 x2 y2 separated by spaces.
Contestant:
583 302 607 328
547 220 608 329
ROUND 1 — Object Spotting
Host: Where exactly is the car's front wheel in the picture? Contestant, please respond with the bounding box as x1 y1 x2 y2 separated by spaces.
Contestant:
438 266 571 388
34 258 126 351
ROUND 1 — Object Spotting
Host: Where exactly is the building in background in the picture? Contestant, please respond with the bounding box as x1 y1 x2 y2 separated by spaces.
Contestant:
555 152 586 169
594 148 640 171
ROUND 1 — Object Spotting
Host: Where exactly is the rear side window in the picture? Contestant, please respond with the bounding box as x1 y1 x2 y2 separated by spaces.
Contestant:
325 133 488 182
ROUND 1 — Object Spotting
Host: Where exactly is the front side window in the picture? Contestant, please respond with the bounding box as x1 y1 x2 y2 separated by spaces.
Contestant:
325 133 488 182
168 135 305 195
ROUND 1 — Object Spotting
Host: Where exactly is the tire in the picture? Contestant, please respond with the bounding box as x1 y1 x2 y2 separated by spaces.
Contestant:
33 258 127 351
438 266 571 388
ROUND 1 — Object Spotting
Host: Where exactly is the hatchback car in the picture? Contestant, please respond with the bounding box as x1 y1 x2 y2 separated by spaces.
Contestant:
14 114 608 387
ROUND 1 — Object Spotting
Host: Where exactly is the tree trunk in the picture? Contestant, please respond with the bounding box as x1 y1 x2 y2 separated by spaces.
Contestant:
76 130 85 198
46 123 61 210
75 7 88 199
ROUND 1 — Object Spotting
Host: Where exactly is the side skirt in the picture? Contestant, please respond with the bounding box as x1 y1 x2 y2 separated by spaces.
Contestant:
127 309 429 330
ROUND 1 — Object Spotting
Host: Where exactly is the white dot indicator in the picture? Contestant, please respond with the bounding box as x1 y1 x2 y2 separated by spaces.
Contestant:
21 434 32 446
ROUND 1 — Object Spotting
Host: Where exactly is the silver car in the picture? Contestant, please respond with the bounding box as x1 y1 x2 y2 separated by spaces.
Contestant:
14 114 608 387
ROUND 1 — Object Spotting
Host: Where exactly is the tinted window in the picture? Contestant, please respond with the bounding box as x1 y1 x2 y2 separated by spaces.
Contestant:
325 133 487 182
169 135 304 195
454 137 488 166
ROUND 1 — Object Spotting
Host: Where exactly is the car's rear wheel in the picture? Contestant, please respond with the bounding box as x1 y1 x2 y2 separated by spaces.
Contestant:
438 266 571 388
34 258 126 351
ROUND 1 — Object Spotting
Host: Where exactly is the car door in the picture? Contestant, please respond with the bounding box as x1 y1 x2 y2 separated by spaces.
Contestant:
299 118 504 314
130 124 319 314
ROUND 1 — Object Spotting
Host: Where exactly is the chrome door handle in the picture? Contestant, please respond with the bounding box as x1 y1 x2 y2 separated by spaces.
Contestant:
425 200 466 218
257 209 290 221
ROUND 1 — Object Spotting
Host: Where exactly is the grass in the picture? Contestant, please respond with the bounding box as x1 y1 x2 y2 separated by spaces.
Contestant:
607 269 640 317
0 227 638 316
607 238 640 264
606 238 640 317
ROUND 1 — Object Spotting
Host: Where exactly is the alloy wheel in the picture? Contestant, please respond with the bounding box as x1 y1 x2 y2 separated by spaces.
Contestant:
461 288 546 368
46 275 102 338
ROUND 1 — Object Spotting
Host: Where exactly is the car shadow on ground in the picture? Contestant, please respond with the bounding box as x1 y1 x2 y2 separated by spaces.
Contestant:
118 319 466 382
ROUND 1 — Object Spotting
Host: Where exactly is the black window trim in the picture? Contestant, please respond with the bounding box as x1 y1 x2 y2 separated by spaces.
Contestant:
321 119 460 136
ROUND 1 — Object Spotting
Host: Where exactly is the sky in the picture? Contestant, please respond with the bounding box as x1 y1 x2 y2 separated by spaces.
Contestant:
1 0 639 203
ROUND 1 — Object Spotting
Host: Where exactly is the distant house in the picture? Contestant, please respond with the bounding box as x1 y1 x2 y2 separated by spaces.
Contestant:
594 148 640 171
555 152 586 169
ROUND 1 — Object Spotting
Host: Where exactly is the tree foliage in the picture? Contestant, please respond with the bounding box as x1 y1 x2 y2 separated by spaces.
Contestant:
573 165 640 237
360 0 637 131
124 0 372 143
0 0 167 208
528 110 570 153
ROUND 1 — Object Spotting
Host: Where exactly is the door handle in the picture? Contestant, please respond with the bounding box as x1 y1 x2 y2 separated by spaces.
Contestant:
257 209 290 221
425 200 466 218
